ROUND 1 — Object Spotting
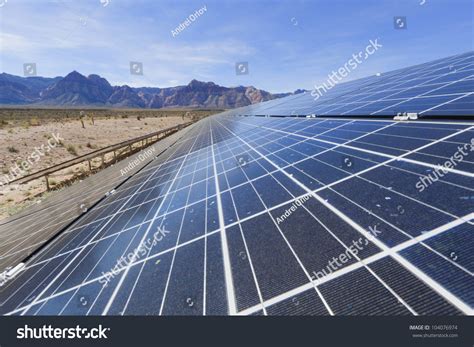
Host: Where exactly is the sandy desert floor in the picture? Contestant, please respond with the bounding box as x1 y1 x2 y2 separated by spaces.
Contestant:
0 112 194 220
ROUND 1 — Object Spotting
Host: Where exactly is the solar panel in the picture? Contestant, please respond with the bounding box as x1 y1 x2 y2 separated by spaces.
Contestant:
225 51 474 117
0 126 196 274
0 110 472 316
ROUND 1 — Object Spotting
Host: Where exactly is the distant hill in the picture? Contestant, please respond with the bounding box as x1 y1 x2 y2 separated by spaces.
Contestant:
0 71 304 109
0 73 62 105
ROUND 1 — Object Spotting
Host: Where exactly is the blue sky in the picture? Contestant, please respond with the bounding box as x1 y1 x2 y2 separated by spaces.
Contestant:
0 0 472 93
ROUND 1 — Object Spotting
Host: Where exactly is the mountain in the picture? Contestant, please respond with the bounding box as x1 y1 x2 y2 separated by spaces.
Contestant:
40 71 114 105
0 71 299 109
108 85 146 108
153 80 277 108
0 73 61 104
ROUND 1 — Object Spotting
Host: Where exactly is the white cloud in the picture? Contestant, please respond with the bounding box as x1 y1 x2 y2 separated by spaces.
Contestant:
0 32 33 54
146 40 255 66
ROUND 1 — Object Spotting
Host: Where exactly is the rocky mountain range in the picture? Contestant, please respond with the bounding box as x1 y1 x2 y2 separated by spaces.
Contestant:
0 71 303 109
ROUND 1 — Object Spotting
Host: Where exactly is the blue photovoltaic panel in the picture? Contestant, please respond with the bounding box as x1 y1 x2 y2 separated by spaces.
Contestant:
223 51 474 117
0 112 472 316
0 52 473 317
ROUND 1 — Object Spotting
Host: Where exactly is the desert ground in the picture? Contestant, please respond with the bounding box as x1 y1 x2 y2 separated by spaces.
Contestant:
0 108 221 220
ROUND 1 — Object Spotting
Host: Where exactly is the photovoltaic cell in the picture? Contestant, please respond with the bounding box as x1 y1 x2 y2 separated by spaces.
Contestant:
0 53 473 317
222 51 474 118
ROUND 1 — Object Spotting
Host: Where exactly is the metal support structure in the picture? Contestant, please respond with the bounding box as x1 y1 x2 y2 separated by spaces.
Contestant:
9 121 194 189
45 175 50 191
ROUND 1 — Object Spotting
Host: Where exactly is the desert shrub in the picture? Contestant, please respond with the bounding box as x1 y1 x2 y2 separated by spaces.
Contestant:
28 117 41 126
66 144 78 156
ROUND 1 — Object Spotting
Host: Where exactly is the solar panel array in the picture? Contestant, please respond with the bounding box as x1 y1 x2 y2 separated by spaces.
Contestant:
0 52 473 316
0 112 472 316
0 126 196 274
223 51 474 117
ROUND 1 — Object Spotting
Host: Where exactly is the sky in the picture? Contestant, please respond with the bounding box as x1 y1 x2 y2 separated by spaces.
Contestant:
0 0 472 93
